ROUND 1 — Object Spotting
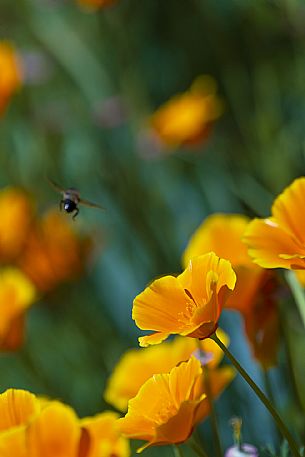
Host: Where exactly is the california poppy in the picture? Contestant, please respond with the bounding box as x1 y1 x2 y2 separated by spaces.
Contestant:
183 214 279 368
104 329 230 411
244 177 305 271
133 252 236 347
150 75 223 148
118 357 207 452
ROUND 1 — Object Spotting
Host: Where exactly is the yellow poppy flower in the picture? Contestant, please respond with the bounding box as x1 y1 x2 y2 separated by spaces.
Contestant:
0 268 36 350
104 329 229 412
0 42 22 115
0 389 130 457
150 76 223 148
133 252 236 347
81 411 130 457
118 357 208 452
0 187 34 263
18 208 91 292
182 214 279 368
244 177 305 270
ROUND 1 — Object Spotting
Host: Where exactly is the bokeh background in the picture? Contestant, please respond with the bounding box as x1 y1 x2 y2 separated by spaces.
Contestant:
1 0 305 455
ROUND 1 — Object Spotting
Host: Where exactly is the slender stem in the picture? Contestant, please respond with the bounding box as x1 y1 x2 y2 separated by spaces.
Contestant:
210 333 301 457
285 270 305 329
172 444 184 457
188 436 209 457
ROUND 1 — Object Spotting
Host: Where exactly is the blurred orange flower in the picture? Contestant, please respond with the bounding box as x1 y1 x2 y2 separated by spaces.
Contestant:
0 268 36 351
104 329 230 412
0 187 34 263
18 208 92 292
119 357 228 452
150 76 223 148
244 177 305 271
77 0 116 9
182 214 279 368
133 252 236 347
0 42 22 115
0 389 129 457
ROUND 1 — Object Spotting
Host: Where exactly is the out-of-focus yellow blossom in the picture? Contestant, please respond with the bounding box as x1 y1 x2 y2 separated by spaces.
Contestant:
77 0 116 10
244 177 305 272
0 268 36 351
183 213 279 368
0 42 22 115
18 208 92 292
104 329 229 412
133 252 236 347
150 76 223 148
0 389 130 457
0 389 41 457
119 357 233 453
0 187 34 263
81 411 130 457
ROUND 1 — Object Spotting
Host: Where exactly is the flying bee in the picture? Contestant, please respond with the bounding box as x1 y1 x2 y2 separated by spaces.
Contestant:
47 177 105 219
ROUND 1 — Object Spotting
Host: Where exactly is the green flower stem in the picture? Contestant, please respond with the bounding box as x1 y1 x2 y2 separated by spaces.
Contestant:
188 436 209 457
285 270 305 329
173 444 184 457
210 332 301 457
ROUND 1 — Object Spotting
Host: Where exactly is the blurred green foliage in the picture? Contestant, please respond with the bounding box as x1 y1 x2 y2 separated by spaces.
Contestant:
1 0 305 455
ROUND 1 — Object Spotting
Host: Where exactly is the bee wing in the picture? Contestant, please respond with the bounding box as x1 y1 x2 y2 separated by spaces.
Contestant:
47 177 65 194
79 197 105 210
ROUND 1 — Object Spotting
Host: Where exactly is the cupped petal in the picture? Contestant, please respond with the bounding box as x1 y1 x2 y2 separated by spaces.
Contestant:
132 275 192 333
178 253 236 308
149 398 204 451
0 389 40 431
119 358 203 445
243 218 305 269
271 177 305 245
26 401 81 457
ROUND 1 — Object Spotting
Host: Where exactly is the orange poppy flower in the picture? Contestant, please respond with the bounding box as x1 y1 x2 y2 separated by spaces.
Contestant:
0 42 22 115
0 187 34 263
243 177 305 271
133 252 236 347
118 357 208 452
18 208 92 292
0 389 130 457
81 411 130 457
182 214 279 368
0 268 36 351
104 329 230 412
150 76 223 148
